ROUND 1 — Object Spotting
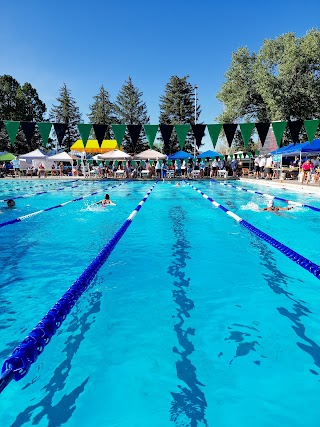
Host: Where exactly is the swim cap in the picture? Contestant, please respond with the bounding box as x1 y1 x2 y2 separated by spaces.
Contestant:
267 199 274 207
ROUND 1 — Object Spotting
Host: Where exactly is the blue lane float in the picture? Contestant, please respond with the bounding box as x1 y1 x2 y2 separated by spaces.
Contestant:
0 181 158 393
211 179 320 212
0 184 81 202
0 178 107 203
184 181 320 280
0 182 126 229
0 179 80 193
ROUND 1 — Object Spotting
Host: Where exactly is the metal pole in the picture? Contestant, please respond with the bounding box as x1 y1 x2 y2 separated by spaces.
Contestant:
194 85 198 160
299 150 302 184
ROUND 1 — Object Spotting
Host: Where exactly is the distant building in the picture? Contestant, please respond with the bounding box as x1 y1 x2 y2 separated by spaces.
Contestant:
259 126 277 154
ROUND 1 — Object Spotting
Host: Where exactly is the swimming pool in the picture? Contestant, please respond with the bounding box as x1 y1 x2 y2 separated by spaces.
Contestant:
0 179 319 426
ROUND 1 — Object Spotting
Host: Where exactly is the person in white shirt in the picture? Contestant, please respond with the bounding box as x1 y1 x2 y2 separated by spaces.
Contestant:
265 155 273 180
254 157 260 178
259 156 266 178
181 160 186 177
210 158 219 177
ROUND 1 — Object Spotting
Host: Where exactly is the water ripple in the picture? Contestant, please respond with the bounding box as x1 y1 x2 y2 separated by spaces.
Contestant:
10 290 102 427
168 206 208 427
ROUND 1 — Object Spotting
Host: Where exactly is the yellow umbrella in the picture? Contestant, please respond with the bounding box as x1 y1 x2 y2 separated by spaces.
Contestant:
70 140 85 152
85 140 101 153
71 139 119 153
100 139 118 153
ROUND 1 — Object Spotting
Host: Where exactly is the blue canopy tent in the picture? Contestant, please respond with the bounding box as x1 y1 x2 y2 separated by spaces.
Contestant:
270 144 295 155
282 141 313 155
197 150 221 159
271 140 320 156
167 150 194 159
271 140 320 180
298 139 320 154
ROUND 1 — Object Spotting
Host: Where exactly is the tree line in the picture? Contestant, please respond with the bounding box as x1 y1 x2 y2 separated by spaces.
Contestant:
217 28 320 149
1 29 320 154
0 75 199 154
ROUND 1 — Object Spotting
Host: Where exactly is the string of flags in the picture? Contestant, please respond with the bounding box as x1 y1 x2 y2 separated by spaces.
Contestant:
0 119 319 150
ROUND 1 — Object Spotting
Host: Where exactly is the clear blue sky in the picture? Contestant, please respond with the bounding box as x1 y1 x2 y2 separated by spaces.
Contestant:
1 0 319 150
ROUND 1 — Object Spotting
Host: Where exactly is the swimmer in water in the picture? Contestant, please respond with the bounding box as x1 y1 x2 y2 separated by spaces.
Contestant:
0 199 15 213
175 182 181 187
262 199 293 212
97 194 114 206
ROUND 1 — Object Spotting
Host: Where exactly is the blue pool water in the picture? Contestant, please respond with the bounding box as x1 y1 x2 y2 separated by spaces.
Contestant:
0 178 319 427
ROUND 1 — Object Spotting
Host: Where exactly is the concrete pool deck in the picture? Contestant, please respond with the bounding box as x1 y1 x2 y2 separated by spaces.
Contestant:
240 178 320 195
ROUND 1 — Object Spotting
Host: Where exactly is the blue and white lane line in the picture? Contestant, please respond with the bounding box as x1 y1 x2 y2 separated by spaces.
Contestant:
0 181 158 393
0 179 106 202
0 178 108 203
0 184 83 202
211 179 320 212
0 179 80 193
184 181 320 280
0 182 126 229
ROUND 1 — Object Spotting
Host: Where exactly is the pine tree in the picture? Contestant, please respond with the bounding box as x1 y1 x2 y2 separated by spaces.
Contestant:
0 74 46 153
49 83 82 151
115 77 149 152
88 85 116 139
159 75 201 153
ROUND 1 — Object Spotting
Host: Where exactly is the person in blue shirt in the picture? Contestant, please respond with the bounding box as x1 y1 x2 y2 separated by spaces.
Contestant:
161 161 168 178
231 159 238 177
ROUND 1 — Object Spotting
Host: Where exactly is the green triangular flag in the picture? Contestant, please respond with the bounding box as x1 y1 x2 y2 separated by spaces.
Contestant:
112 124 126 148
255 150 260 156
239 123 255 148
4 121 20 145
239 153 243 159
144 125 158 149
229 154 233 160
37 122 52 147
207 124 222 148
304 120 319 144
167 159 171 165
272 122 287 147
174 124 190 149
77 123 92 145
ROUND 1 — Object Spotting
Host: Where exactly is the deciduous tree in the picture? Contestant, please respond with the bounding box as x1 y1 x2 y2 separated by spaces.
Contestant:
217 29 320 148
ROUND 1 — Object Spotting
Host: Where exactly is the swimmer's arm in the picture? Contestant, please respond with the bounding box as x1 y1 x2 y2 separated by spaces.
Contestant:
96 200 103 205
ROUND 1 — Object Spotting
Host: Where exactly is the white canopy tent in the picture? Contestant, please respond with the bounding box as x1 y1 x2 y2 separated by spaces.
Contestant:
133 149 166 160
18 149 47 162
18 149 54 170
99 150 132 160
48 152 73 163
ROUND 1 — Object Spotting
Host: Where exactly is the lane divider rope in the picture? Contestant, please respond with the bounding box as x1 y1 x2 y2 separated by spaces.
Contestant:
0 181 158 393
0 184 82 202
184 180 320 280
211 179 320 212
0 179 80 193
0 182 127 229
0 178 110 203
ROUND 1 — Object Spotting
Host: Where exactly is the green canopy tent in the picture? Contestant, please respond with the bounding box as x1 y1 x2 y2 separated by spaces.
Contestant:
0 153 16 161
